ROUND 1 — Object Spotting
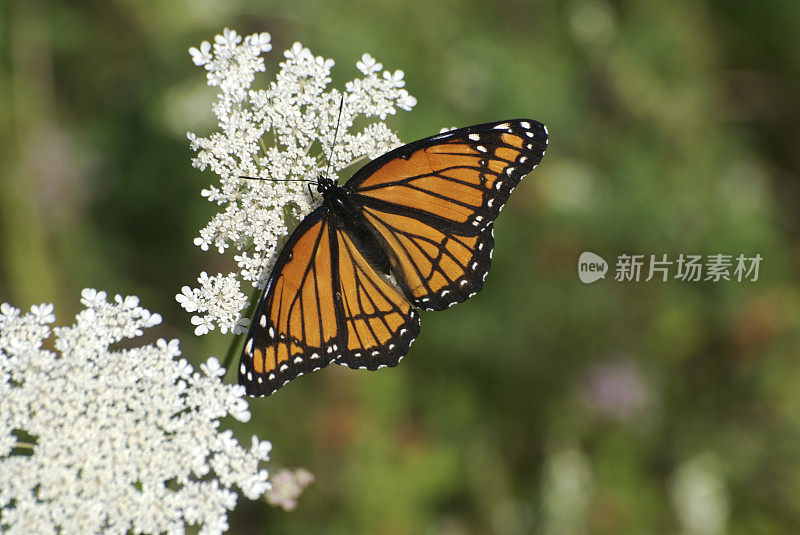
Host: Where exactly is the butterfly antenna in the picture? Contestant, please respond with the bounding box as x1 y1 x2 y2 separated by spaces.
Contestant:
238 176 315 183
323 95 346 182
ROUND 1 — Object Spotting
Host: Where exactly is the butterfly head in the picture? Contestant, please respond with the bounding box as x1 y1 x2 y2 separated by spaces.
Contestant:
316 174 337 197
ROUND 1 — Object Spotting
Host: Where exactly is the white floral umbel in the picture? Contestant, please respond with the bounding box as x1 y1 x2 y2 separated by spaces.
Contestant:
0 290 271 534
181 28 416 335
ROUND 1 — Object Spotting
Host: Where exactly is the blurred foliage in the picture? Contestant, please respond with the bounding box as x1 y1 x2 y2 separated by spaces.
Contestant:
2 0 800 533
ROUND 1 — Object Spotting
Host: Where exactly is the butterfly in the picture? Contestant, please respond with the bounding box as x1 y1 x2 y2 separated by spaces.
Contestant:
239 119 548 396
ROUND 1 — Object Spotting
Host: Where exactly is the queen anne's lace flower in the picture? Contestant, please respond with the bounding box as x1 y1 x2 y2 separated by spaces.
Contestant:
0 290 271 534
177 272 251 335
181 28 416 335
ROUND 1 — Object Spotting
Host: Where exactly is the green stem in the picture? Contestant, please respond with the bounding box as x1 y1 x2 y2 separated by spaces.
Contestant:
0 3 61 307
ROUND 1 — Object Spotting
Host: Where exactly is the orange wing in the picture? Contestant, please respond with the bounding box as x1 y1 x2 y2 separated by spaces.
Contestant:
346 119 548 234
361 205 495 310
239 208 343 396
345 119 547 310
333 226 420 369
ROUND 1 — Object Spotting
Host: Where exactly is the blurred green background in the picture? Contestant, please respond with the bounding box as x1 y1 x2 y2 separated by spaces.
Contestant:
2 0 800 533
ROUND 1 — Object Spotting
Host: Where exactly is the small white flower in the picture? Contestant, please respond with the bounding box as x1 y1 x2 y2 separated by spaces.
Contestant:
176 285 200 312
184 29 416 336
80 287 107 307
29 303 55 324
216 28 242 48
356 53 381 75
191 313 215 336
0 291 272 534
189 41 212 66
201 356 226 378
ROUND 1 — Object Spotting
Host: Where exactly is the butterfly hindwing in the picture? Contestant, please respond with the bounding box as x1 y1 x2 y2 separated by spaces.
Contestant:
346 119 548 234
360 204 495 310
333 226 421 369
239 208 345 396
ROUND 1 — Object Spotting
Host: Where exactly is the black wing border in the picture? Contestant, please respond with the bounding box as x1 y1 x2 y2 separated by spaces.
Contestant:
343 118 548 192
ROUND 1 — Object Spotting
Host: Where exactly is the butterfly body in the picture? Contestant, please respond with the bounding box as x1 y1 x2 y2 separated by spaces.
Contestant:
240 119 548 396
316 178 394 284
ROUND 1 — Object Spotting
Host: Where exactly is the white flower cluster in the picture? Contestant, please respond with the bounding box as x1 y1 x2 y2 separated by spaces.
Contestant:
181 28 416 335
0 290 271 534
176 272 251 335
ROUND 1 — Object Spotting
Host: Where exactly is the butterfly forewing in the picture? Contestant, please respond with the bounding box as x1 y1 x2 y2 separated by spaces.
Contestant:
334 227 421 369
240 209 344 396
347 119 548 234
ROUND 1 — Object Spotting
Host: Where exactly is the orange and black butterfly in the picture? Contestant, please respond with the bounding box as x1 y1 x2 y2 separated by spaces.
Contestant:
239 119 548 396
